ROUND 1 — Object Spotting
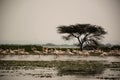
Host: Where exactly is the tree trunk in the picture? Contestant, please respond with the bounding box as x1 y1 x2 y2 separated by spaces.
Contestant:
80 44 83 51
77 37 83 51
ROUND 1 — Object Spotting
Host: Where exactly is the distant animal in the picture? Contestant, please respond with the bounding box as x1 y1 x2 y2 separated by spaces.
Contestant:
66 49 74 55
100 52 108 57
83 50 90 56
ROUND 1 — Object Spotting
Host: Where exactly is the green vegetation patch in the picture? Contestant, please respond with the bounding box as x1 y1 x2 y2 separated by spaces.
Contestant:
57 61 105 75
0 44 43 52
0 60 105 75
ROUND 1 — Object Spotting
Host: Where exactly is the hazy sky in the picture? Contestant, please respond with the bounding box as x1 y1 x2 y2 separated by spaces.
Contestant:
0 0 120 44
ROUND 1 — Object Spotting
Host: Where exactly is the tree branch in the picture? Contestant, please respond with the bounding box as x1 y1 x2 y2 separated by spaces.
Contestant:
71 33 78 38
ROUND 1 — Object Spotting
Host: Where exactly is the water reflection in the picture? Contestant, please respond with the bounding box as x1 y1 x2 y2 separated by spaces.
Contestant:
0 67 120 80
0 55 120 62
0 55 120 80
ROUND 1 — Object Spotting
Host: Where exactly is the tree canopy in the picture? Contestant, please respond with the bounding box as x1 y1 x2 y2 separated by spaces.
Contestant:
57 24 107 51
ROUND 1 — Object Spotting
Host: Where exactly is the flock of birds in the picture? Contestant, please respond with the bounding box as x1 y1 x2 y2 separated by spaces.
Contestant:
0 48 120 57
37 48 120 57
0 48 29 55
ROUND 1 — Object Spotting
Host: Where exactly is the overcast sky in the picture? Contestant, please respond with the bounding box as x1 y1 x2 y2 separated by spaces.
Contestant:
0 0 120 45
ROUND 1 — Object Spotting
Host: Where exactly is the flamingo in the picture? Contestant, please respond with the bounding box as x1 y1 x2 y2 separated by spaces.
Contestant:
66 49 74 55
83 50 90 56
100 52 108 57
10 49 15 54
53 49 59 55
33 50 41 54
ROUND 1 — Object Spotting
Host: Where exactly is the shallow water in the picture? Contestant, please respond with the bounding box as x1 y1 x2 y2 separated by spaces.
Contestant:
0 55 120 62
0 55 120 80
0 67 120 80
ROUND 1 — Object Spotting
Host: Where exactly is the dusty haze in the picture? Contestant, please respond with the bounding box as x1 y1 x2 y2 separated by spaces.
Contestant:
0 0 120 44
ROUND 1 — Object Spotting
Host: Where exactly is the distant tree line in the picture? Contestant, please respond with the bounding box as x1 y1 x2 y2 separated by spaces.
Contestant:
0 44 43 52
0 44 120 52
84 44 120 51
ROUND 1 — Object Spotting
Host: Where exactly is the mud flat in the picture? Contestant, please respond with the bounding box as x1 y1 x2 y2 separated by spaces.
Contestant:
0 60 120 80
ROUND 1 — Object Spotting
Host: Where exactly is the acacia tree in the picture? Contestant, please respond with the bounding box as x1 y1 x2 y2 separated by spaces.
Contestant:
57 24 107 51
